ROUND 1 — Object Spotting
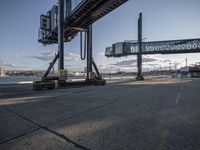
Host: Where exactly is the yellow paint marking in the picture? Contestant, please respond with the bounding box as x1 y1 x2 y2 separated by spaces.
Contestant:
176 92 182 104
157 129 170 150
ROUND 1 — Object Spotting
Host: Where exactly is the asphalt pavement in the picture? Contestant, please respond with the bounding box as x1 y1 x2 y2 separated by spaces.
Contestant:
0 76 200 150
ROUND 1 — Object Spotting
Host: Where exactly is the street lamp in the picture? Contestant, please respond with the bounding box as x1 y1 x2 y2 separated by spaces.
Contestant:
185 58 188 67
169 62 172 71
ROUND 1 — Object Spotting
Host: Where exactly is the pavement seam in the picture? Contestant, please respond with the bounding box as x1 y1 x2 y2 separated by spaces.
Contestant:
0 86 151 148
0 84 155 148
43 127 90 150
0 128 40 145
2 107 91 150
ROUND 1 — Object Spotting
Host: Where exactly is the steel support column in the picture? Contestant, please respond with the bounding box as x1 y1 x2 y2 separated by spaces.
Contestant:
44 53 59 77
92 58 101 78
137 13 143 80
58 0 64 74
86 25 93 80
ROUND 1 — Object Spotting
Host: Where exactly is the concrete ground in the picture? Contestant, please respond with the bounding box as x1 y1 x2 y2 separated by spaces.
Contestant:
0 76 200 150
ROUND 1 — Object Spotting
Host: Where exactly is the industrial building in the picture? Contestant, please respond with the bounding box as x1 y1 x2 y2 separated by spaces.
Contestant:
179 65 200 78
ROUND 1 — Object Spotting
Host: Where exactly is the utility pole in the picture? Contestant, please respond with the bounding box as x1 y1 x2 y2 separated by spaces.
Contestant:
58 0 64 76
169 62 172 70
136 13 144 80
185 58 188 67
86 25 93 80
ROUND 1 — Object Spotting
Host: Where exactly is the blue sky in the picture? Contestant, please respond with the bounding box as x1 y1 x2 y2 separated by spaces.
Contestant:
0 0 200 72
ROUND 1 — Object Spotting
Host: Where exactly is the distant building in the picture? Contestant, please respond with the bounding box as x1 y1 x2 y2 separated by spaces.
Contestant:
0 67 6 77
179 65 200 78
74 72 86 77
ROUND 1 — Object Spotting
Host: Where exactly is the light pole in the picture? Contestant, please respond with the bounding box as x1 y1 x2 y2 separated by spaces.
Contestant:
169 62 172 71
136 12 144 80
58 0 64 77
185 58 188 67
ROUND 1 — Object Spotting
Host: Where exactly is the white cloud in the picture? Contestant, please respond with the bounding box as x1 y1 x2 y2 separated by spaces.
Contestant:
111 58 157 67
0 59 16 68
29 51 80 62
64 52 79 61
0 60 15 67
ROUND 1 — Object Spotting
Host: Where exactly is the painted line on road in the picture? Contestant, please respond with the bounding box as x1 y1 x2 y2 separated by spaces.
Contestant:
180 84 184 90
157 129 170 150
176 84 183 104
176 92 182 104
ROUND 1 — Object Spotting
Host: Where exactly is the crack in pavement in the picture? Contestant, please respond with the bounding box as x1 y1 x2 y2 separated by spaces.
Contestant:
0 85 153 149
48 86 153 127
0 128 40 145
1 107 91 150
43 127 90 150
